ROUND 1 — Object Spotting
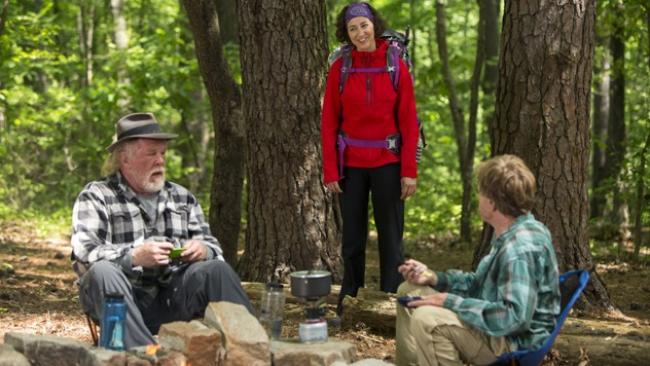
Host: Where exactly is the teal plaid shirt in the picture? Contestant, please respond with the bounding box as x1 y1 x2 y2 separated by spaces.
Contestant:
435 213 560 350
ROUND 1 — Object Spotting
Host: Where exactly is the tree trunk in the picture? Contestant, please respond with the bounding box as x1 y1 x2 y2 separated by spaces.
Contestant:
634 131 650 259
606 13 629 251
77 2 96 87
409 0 416 74
484 0 615 311
0 0 7 134
480 0 499 140
110 0 127 53
434 1 473 246
637 9 650 259
216 0 238 45
182 0 245 266
110 0 129 110
590 36 610 220
473 0 500 264
647 9 650 70
0 0 9 37
237 0 342 282
176 108 211 194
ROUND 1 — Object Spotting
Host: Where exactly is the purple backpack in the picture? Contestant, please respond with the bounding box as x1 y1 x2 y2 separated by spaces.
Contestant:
328 29 426 163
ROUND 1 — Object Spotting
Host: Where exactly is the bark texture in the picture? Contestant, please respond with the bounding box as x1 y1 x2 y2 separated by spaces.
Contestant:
237 0 342 282
182 0 245 265
480 0 614 310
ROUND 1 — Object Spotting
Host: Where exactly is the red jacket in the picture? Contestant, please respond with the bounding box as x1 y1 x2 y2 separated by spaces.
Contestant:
321 39 419 184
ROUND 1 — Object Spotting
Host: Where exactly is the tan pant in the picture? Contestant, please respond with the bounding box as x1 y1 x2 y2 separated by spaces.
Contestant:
395 282 512 366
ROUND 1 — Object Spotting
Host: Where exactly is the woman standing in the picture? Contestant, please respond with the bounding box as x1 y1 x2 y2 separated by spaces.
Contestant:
321 2 419 315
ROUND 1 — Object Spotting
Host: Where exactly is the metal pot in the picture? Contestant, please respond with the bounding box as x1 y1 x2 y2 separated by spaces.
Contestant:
290 270 332 300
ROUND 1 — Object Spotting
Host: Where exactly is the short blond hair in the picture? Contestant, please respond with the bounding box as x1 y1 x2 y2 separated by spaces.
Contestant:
101 140 137 176
476 154 536 217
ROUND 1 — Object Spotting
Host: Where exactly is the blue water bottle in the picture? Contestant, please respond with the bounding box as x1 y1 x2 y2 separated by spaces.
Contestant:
99 293 126 350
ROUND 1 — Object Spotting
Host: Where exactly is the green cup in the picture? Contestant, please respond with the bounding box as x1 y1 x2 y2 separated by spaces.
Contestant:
169 247 185 260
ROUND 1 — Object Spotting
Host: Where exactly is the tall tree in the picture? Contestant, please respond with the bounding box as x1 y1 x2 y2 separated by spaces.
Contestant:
110 0 129 109
0 0 8 132
480 0 499 130
182 0 245 266
0 0 9 37
476 0 500 250
476 0 615 310
634 131 650 259
216 0 238 44
605 3 629 251
590 35 610 220
236 0 341 282
77 0 96 87
434 0 481 245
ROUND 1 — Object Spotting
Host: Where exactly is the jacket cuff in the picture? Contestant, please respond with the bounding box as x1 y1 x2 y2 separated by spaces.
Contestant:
433 271 448 291
118 249 141 277
204 243 215 260
443 293 463 310
400 164 417 178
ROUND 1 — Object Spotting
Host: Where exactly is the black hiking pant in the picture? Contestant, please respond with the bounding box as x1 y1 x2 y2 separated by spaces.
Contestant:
79 259 252 348
338 163 405 312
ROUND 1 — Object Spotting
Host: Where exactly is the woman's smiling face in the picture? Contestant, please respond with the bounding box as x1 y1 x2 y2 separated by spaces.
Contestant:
347 16 376 52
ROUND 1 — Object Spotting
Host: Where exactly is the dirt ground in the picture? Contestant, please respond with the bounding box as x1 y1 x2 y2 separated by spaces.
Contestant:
1 221 649 365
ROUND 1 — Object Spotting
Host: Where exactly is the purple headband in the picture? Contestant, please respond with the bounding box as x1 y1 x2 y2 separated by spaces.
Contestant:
345 3 374 24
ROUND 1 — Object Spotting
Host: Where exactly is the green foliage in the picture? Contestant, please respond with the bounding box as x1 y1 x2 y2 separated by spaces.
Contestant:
0 0 211 220
2 0 647 249
591 0 650 248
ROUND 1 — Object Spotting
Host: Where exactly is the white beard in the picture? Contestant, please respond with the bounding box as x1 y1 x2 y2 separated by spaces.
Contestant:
141 174 165 193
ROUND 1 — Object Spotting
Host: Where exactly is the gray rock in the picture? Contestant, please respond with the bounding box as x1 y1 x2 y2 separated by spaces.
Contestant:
0 344 30 366
5 332 90 366
271 339 356 366
5 332 150 366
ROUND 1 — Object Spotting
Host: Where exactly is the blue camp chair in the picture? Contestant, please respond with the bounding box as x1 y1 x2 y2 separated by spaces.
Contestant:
490 269 590 366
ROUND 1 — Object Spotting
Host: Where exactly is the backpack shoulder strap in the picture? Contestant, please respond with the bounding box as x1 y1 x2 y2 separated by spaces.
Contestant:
386 42 401 91
338 46 353 94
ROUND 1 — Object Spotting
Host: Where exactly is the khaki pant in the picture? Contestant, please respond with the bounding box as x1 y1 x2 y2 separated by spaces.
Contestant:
395 282 512 366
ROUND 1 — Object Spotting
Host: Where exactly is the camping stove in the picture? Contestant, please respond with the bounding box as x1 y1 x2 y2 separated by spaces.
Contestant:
289 270 332 343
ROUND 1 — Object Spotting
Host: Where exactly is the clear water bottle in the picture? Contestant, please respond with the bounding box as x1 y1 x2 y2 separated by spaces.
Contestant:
100 293 126 350
258 282 285 340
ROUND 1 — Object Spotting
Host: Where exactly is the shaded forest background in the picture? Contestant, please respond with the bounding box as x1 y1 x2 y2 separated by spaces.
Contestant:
2 2 650 364
0 0 649 296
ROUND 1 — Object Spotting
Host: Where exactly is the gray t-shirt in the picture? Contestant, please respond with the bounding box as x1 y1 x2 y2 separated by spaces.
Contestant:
137 192 159 224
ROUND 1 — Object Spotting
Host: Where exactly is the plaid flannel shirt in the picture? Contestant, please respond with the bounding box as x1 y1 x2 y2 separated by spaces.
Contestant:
434 213 560 350
71 172 224 300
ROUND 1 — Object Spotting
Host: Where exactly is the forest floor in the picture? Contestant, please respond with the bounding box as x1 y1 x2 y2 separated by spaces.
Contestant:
1 220 649 365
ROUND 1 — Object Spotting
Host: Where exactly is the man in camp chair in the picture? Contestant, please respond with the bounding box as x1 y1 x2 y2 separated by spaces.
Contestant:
71 112 252 349
395 154 560 366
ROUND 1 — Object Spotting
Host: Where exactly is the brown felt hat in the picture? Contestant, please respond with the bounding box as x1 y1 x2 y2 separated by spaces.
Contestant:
106 112 177 152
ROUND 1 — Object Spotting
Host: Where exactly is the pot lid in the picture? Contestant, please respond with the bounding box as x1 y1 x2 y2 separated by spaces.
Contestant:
290 270 331 279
